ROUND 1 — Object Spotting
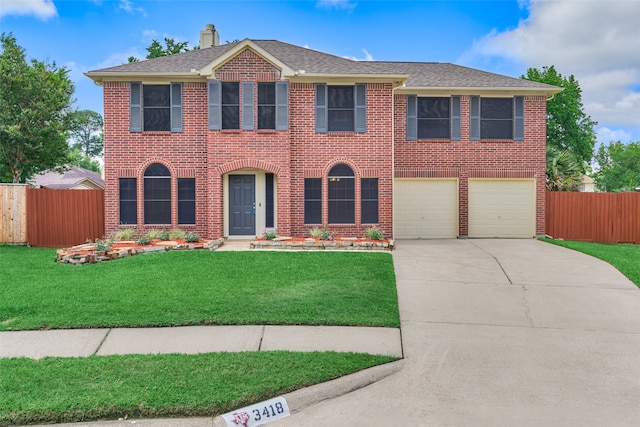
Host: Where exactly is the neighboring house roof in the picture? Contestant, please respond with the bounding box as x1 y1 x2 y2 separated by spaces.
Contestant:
85 39 561 97
30 166 104 190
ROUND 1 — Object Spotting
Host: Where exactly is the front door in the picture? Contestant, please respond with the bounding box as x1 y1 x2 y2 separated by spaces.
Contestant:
229 175 255 235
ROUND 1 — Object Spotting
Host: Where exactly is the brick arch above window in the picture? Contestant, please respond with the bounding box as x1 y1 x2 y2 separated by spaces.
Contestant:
136 158 177 179
216 159 282 176
322 159 361 178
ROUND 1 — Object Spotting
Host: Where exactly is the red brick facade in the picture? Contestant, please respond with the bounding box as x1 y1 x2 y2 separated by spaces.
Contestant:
101 49 547 239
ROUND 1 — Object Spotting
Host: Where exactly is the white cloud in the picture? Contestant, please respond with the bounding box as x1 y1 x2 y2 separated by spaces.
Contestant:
118 0 146 17
596 127 633 145
142 29 158 40
460 0 640 135
0 0 57 20
344 48 374 61
316 0 357 12
90 48 144 69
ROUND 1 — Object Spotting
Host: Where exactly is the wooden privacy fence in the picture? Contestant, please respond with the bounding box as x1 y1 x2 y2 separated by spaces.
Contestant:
546 191 640 244
0 184 28 244
26 188 105 247
1 184 105 247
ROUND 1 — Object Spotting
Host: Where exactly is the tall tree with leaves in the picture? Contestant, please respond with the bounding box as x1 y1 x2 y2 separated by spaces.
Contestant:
67 147 101 174
68 110 103 157
0 33 75 183
522 66 597 167
593 141 640 192
128 37 195 63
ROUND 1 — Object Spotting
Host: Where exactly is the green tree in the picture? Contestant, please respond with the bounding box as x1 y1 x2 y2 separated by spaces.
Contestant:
593 141 640 192
67 147 101 174
546 146 583 191
522 66 597 167
128 37 194 63
68 110 103 157
0 33 75 183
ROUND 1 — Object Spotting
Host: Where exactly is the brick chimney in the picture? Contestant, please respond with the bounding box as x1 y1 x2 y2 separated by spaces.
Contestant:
199 24 220 48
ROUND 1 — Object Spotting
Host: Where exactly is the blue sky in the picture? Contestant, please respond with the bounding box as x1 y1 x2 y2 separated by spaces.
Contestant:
1 0 639 146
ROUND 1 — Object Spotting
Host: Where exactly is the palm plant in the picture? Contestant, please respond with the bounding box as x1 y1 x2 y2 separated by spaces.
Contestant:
546 146 583 191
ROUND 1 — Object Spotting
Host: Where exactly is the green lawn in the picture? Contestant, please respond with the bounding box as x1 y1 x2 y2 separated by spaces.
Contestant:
0 351 396 426
541 239 640 287
0 246 399 330
0 246 400 425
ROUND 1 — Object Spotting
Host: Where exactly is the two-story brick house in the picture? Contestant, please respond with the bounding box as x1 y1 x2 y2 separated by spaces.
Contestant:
86 24 561 240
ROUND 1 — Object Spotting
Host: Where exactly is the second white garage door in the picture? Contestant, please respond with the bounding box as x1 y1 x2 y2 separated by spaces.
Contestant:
468 179 535 238
394 179 458 239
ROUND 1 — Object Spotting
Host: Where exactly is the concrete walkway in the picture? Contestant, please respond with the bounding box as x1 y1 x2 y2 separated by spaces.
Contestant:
7 239 640 426
0 325 402 359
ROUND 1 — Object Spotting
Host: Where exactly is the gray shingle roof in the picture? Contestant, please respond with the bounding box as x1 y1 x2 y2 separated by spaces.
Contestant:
371 62 558 89
87 39 559 91
30 166 104 189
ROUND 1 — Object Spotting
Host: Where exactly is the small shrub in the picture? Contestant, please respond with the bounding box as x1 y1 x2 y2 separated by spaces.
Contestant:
169 228 185 240
95 239 112 252
309 226 335 241
158 229 170 241
136 234 152 245
363 225 385 240
112 228 135 241
185 232 200 243
262 228 278 240
146 229 162 239
308 227 323 239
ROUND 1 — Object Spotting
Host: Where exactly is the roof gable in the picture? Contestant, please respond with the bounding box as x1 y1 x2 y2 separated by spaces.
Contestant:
198 39 295 78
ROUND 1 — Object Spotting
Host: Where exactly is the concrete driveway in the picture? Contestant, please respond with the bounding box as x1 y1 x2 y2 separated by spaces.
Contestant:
275 239 640 426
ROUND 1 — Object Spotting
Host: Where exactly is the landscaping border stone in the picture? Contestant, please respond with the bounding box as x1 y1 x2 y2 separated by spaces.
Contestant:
250 237 394 251
56 238 225 265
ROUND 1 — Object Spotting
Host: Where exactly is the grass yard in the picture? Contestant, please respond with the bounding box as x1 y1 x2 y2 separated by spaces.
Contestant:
0 246 399 330
542 239 640 287
0 351 396 425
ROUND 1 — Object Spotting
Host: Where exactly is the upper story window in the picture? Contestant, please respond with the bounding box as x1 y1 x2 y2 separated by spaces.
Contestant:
130 83 182 133
258 82 276 130
315 83 366 133
406 96 461 141
418 97 451 139
222 82 240 130
209 81 288 131
470 96 524 141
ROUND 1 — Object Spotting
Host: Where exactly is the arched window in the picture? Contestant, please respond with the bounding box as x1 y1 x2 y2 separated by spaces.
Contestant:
328 163 355 224
144 163 171 224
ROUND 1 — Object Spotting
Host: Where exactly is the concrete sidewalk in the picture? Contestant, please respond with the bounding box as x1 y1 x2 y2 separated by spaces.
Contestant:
0 325 402 359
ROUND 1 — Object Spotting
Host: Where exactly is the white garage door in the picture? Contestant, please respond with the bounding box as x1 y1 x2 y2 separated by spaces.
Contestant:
394 179 458 238
468 179 535 238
